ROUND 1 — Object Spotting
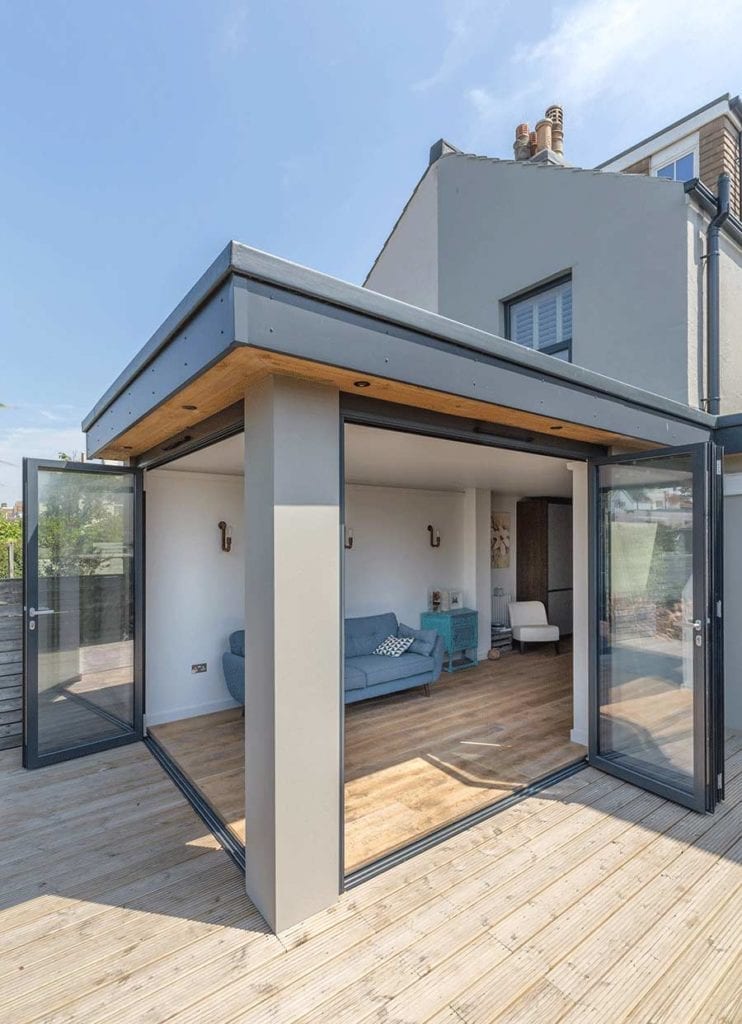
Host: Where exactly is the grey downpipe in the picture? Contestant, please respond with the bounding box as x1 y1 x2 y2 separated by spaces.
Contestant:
706 174 731 415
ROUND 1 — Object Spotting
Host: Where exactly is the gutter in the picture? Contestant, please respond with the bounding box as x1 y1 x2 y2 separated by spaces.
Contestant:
705 175 731 415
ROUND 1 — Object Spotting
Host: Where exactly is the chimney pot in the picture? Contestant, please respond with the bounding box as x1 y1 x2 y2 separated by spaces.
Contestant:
534 118 552 154
513 122 531 161
545 104 564 156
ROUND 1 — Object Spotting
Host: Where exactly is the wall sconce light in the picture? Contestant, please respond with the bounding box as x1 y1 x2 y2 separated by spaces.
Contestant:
427 524 441 548
218 521 232 552
344 527 354 550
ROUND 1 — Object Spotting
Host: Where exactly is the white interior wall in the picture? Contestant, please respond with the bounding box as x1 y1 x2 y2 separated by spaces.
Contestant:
344 484 471 631
144 469 244 726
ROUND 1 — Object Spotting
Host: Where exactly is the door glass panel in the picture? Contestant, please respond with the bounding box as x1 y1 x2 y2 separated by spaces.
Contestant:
598 454 697 795
35 468 136 756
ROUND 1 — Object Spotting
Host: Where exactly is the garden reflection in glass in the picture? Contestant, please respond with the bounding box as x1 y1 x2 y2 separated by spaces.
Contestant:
597 454 696 793
35 469 135 755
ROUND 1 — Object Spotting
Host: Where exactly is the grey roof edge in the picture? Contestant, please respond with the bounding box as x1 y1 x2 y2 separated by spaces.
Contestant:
81 243 234 431
83 238 715 435
595 93 736 169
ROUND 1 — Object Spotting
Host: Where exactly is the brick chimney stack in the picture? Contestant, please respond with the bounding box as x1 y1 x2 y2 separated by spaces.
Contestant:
513 105 565 163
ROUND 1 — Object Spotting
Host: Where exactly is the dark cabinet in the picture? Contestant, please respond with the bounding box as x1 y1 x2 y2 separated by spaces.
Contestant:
516 497 573 636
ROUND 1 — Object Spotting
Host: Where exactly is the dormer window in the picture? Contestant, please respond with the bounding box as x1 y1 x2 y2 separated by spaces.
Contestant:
651 135 698 183
656 152 695 182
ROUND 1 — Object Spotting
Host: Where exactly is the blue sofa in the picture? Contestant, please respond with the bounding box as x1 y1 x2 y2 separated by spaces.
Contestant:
344 612 444 704
223 614 444 708
222 630 245 705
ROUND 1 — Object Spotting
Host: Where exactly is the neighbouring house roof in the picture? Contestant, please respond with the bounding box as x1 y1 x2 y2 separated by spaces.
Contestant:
596 93 742 171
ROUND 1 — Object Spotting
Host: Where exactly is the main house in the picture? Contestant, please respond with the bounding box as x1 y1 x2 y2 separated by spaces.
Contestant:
20 95 742 934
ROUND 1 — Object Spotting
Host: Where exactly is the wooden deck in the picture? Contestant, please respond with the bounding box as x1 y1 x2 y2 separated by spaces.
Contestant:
151 645 585 870
0 735 739 1022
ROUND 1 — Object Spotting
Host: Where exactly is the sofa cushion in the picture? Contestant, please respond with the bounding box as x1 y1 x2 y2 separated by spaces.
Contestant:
397 623 438 657
229 630 245 657
373 635 414 657
344 663 367 692
345 613 398 658
347 652 435 687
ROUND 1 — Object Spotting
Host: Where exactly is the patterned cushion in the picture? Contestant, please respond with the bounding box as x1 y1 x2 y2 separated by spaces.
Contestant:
373 635 414 658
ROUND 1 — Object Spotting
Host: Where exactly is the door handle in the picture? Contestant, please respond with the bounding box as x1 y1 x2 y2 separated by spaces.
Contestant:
684 619 702 631
29 607 55 617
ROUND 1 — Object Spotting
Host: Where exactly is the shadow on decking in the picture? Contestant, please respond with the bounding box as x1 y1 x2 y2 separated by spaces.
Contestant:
0 743 267 936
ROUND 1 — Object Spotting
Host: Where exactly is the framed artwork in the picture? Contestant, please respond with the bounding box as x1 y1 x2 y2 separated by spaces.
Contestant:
491 512 511 569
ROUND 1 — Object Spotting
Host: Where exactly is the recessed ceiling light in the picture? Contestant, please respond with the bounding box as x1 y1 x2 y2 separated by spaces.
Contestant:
353 380 371 388
182 404 198 411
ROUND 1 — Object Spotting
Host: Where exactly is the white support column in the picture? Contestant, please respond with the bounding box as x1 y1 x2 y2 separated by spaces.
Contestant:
244 376 341 932
463 488 493 661
567 462 589 747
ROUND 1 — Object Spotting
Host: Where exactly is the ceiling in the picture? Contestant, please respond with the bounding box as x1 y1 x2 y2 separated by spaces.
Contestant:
160 426 573 496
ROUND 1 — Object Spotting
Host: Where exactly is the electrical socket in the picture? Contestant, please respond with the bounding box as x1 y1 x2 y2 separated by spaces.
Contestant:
191 663 207 674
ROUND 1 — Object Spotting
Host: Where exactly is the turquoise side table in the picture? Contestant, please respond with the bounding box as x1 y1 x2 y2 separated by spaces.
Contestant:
420 608 478 672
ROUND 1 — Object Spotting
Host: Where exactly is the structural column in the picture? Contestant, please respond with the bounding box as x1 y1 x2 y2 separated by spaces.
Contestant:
244 376 341 931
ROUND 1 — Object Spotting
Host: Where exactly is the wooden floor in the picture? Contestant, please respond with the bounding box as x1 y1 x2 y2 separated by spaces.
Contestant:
151 646 585 870
0 736 739 1023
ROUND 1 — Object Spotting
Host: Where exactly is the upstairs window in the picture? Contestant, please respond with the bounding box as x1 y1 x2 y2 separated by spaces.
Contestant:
505 277 572 361
656 152 695 182
651 134 698 184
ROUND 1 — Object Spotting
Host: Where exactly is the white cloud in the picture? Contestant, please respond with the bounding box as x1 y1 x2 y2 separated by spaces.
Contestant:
467 0 742 155
413 0 506 92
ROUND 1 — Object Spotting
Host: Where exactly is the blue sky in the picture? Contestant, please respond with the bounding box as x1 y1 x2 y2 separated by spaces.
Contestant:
2 0 742 503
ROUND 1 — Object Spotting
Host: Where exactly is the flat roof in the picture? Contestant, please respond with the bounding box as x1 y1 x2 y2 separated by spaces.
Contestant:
84 240 713 439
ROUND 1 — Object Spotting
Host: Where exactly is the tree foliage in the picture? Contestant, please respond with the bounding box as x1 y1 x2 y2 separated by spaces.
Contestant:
0 519 22 578
38 472 128 577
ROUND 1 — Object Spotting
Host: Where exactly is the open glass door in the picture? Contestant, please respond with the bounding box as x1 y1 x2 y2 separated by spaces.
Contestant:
590 443 723 812
23 460 143 768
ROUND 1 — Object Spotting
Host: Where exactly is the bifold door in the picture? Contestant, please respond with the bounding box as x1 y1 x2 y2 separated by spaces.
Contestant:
590 443 724 812
23 460 143 768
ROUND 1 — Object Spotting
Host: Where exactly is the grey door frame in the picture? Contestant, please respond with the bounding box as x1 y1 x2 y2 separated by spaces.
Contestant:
22 458 144 770
587 442 724 813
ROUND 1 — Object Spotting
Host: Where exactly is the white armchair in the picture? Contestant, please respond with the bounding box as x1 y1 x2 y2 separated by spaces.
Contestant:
508 601 560 655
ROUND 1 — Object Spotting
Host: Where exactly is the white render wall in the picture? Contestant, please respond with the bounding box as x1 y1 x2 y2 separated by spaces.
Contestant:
365 164 438 309
144 469 244 726
436 158 693 404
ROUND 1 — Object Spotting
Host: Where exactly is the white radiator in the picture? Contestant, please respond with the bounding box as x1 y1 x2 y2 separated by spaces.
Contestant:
492 589 512 627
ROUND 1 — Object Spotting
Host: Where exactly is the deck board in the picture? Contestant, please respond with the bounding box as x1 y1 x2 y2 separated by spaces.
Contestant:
151 646 585 870
0 736 738 1022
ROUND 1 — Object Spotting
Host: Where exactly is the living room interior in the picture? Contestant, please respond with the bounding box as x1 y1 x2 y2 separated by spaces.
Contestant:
141 424 589 876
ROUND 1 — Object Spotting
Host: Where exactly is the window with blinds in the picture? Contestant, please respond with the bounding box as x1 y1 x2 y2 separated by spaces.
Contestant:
505 278 572 360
